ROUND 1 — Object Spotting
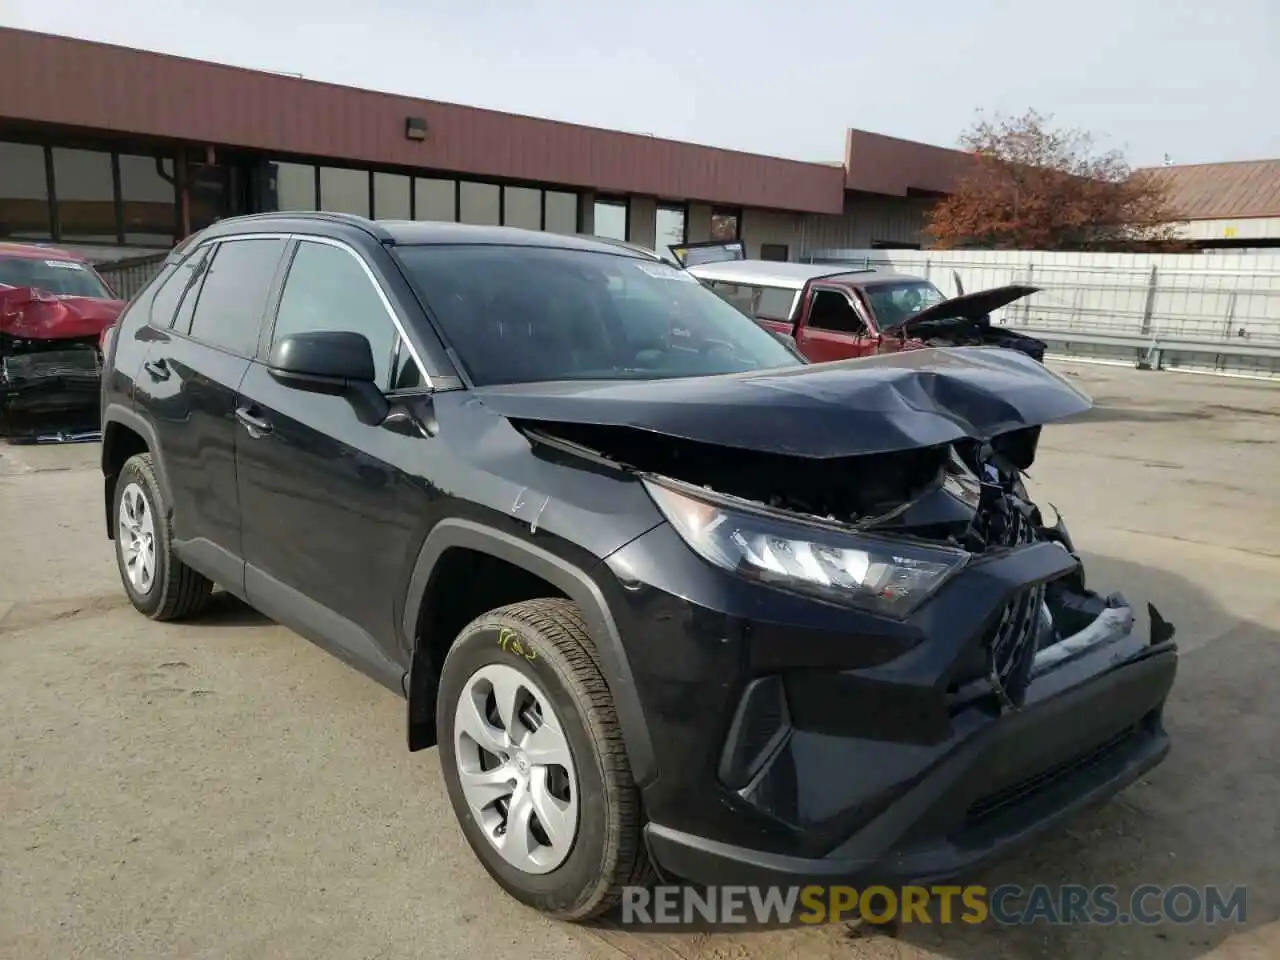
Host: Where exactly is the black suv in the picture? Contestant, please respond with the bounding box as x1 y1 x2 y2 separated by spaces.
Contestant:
100 213 1178 920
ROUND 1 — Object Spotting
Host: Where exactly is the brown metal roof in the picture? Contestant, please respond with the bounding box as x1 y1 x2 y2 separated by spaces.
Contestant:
0 27 847 215
1137 160 1280 221
842 128 975 197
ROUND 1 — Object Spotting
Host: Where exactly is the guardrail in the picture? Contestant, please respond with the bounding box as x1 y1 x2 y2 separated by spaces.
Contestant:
1013 326 1280 378
804 248 1280 380
96 253 167 302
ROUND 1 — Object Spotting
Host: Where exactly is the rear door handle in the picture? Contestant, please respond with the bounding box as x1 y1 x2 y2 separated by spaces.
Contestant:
234 406 273 437
143 359 170 381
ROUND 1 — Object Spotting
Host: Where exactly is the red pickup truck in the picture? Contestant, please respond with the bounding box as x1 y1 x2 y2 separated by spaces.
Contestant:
681 249 1046 364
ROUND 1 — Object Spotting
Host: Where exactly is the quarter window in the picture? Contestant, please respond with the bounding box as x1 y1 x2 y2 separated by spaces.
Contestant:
149 244 211 328
272 241 401 389
185 238 287 354
708 281 797 321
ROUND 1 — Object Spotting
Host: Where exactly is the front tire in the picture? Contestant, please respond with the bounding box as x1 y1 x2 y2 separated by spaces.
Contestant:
437 598 651 920
113 453 212 621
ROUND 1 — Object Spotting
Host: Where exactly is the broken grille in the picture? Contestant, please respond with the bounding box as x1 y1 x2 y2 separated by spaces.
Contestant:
982 489 1044 708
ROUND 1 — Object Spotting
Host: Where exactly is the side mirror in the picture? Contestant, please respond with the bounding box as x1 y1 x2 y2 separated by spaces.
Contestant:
268 331 376 387
267 331 389 426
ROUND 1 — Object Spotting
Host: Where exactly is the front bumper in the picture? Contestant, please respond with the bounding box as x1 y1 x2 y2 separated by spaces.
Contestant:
0 344 102 415
646 633 1174 887
599 521 1177 888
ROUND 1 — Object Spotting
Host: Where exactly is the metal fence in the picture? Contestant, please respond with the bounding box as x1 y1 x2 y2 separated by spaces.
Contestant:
96 253 167 302
804 248 1280 378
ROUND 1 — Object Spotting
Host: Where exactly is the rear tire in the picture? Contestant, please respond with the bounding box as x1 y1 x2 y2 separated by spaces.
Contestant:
436 598 652 920
114 453 213 621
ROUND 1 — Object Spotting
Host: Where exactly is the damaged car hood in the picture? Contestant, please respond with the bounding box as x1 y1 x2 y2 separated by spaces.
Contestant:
473 346 1091 458
0 287 125 340
899 284 1039 332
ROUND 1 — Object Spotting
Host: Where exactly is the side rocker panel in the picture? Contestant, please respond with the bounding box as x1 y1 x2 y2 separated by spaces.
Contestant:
402 517 657 787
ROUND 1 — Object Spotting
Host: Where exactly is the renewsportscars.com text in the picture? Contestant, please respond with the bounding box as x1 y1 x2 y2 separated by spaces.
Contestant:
621 884 1247 927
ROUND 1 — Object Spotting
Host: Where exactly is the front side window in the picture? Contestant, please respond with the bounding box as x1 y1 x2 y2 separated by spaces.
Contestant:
808 289 867 335
185 238 287 355
393 244 801 386
863 280 947 329
272 240 400 389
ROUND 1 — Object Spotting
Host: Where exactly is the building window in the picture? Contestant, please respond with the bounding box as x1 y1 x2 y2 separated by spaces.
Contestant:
0 141 52 240
52 147 117 242
760 243 789 262
373 172 411 219
593 197 628 241
655 204 686 262
118 154 175 245
544 191 578 235
710 207 741 242
319 166 370 216
414 178 456 222
503 186 541 231
459 181 501 226
271 161 316 211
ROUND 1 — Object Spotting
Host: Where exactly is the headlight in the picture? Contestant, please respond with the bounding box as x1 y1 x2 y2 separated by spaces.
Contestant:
643 477 968 618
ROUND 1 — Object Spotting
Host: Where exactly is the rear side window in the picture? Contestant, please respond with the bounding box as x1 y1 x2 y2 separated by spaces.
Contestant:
185 238 287 356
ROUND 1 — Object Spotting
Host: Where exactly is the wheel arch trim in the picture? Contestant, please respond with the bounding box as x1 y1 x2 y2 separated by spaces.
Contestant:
403 517 657 787
101 404 169 537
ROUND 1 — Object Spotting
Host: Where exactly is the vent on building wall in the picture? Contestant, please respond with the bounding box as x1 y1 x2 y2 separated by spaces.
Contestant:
405 117 428 141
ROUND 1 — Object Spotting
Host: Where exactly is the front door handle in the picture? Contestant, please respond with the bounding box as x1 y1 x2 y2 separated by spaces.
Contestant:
234 405 273 437
142 358 170 381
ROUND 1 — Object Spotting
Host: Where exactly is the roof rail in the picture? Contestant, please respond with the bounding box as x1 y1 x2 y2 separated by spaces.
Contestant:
209 210 395 243
574 234 664 260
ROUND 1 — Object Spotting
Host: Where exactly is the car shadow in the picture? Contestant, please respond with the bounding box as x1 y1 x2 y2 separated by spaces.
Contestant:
185 590 273 628
596 554 1278 959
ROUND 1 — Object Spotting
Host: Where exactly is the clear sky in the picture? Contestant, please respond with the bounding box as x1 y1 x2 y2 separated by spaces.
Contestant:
3 0 1277 168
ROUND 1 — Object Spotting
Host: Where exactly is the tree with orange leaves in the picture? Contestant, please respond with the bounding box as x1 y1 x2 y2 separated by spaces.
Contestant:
926 110 1184 251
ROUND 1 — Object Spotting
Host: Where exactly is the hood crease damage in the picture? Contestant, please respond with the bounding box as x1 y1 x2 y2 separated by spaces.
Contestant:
496 346 1167 710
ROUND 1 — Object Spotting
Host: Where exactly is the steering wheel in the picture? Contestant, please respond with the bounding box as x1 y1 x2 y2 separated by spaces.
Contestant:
700 338 738 362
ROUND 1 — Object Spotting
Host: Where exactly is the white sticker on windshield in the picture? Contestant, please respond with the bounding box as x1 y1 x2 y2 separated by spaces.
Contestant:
633 261 697 282
44 259 84 270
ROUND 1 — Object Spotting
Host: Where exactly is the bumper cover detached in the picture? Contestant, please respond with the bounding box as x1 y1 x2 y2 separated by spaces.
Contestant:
0 344 102 415
650 619 1177 890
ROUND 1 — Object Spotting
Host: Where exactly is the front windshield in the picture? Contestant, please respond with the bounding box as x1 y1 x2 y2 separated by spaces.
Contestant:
394 244 803 386
0 256 113 299
864 280 947 329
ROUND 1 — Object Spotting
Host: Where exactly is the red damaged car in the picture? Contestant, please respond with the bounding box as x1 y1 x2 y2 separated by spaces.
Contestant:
678 241 1046 365
0 243 125 420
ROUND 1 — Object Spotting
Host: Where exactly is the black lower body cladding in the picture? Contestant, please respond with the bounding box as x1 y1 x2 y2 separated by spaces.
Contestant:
596 504 1177 888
